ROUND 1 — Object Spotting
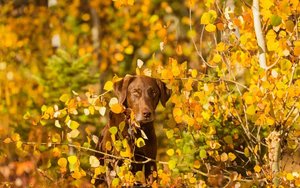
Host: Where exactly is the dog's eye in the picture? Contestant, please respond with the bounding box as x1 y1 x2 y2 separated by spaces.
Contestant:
149 89 157 97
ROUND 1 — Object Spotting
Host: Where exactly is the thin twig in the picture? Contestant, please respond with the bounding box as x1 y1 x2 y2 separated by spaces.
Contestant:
188 5 217 68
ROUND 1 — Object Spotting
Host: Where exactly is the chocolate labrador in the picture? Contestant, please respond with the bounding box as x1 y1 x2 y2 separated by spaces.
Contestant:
97 75 171 186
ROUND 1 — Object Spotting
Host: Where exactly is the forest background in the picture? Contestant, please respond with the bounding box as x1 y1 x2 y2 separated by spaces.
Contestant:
0 0 300 187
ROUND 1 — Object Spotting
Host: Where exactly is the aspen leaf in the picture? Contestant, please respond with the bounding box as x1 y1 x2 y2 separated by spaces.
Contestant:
212 54 222 63
109 126 118 135
136 137 145 148
191 69 197 78
137 59 144 68
110 103 124 114
109 97 118 106
221 152 228 162
99 107 106 116
228 152 237 161
246 105 256 116
189 177 196 184
112 178 120 187
58 158 67 167
67 155 78 165
59 94 70 103
168 159 177 170
106 141 112 151
166 130 174 139
270 15 282 26
94 165 106 175
3 137 12 144
205 23 216 32
68 129 80 138
254 165 261 173
55 120 61 128
193 160 201 169
176 45 182 55
166 149 174 156
68 120 80 130
199 149 207 159
89 155 100 168
104 81 113 91
286 173 294 181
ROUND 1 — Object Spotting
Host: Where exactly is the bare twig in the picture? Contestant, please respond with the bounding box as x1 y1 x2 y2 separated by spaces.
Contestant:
189 5 217 68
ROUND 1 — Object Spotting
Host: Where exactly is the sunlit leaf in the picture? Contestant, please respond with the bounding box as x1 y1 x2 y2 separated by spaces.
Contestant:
254 165 261 173
166 149 174 156
89 155 100 168
104 81 113 91
136 137 145 148
59 94 70 103
58 158 68 168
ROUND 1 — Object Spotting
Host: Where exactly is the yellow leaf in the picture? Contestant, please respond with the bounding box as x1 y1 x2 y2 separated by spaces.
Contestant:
124 45 134 54
71 170 82 179
205 24 216 32
11 133 20 142
136 137 145 148
254 165 261 173
105 141 112 151
167 149 174 156
228 152 237 161
216 42 226 52
89 155 100 168
189 177 197 184
191 69 197 78
127 0 134 5
166 130 174 139
114 53 124 61
112 178 120 187
193 160 201 169
286 173 294 181
68 120 80 130
59 94 70 103
221 152 228 162
212 54 222 63
68 155 78 165
94 165 106 175
168 159 177 170
3 137 12 144
110 103 124 114
58 158 67 168
246 105 256 116
171 60 180 77
173 108 183 117
176 45 183 55
104 81 113 91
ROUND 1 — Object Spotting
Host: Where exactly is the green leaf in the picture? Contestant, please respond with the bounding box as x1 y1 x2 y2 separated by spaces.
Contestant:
270 15 282 26
168 159 177 170
109 126 118 135
136 137 145 148
68 120 80 130
60 94 70 103
199 149 207 159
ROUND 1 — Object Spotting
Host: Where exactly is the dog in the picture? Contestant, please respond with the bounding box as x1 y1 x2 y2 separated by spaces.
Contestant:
97 75 171 186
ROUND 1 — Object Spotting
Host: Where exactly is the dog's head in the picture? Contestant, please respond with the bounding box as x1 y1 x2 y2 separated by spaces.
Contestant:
113 75 171 123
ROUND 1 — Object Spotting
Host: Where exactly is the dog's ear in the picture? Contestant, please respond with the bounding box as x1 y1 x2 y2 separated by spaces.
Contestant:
113 75 134 105
156 79 172 107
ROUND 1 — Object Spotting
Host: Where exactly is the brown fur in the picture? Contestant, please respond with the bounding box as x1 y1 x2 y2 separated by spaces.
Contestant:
97 75 171 185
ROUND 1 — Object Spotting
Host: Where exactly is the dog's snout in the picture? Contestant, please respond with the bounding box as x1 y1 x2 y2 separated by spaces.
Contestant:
143 111 152 118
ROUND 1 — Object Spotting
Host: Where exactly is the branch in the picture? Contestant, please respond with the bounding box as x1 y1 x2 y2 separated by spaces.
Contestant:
20 142 167 165
252 0 267 70
189 5 217 68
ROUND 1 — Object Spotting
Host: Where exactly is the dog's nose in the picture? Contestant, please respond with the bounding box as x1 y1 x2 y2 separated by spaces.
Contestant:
143 111 151 118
